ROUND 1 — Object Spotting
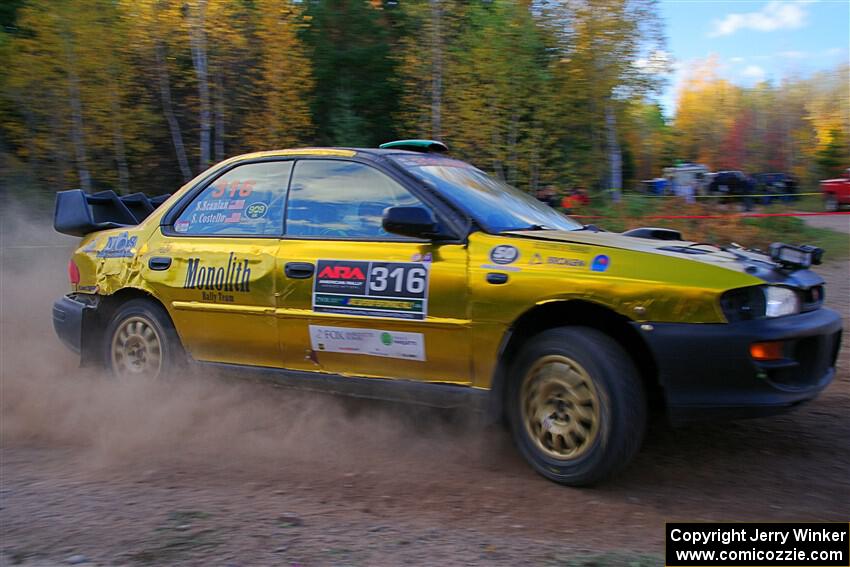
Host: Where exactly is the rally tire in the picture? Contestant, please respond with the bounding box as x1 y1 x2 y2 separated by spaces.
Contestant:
507 327 646 486
103 298 183 380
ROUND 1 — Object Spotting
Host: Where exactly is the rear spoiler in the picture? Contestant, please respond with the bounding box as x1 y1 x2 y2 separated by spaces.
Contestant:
54 189 171 237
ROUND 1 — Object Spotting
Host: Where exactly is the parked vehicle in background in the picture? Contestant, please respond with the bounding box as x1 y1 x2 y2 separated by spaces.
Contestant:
820 168 850 211
662 163 709 196
640 178 667 195
754 173 798 204
708 170 760 210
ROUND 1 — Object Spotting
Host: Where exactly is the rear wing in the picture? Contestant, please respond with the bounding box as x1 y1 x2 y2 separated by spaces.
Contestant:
54 189 171 237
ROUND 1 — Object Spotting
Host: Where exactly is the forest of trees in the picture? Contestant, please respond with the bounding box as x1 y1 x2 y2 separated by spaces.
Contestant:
0 0 847 200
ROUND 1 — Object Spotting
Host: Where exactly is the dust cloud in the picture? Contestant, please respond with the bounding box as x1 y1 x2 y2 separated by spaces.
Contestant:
0 203 494 482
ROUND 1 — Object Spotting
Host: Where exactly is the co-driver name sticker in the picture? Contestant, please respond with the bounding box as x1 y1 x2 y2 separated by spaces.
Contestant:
313 259 429 320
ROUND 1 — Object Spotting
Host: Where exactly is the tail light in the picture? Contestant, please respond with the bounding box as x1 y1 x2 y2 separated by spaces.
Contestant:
68 259 80 285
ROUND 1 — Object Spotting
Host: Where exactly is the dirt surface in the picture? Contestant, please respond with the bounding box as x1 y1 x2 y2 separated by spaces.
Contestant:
800 212 850 233
1 214 849 566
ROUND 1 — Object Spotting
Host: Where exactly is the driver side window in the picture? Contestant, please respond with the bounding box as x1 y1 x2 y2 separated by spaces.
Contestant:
285 160 424 239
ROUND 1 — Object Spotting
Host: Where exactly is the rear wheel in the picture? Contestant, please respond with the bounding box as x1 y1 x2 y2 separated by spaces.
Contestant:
103 298 182 380
507 327 646 486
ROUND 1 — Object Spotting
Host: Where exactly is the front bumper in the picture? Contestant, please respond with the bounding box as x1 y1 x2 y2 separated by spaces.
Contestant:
52 294 98 354
634 308 843 423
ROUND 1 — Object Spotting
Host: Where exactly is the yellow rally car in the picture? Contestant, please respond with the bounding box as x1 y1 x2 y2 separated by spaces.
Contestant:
52 140 843 485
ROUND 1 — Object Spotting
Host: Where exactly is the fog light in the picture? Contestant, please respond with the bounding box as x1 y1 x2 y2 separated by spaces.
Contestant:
750 341 784 361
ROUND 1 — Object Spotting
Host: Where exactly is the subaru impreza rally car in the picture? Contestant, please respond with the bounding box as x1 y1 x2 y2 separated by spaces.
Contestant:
52 140 843 485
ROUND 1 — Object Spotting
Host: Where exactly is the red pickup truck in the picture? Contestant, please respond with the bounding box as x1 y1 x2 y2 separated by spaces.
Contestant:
821 168 850 211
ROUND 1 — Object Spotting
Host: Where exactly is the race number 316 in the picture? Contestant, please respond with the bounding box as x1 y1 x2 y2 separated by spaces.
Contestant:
368 263 428 297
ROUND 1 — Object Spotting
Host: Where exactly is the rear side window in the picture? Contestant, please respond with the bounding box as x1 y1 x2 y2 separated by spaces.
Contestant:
285 160 423 239
174 161 293 236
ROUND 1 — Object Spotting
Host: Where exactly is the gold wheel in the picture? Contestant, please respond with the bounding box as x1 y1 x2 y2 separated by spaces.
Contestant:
520 354 601 461
110 315 163 379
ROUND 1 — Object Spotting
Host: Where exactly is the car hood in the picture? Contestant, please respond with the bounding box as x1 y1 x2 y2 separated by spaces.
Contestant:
504 229 824 289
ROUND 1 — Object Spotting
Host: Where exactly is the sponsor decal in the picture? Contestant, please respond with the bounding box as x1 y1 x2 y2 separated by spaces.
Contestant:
175 220 190 233
244 202 268 219
546 256 586 267
309 325 425 361
313 259 429 320
184 253 251 293
489 245 519 265
591 254 610 272
480 264 521 272
411 252 433 263
529 253 586 267
97 232 138 258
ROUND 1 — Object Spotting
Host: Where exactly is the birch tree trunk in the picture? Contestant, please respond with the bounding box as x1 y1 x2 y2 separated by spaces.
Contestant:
154 41 192 182
214 71 225 161
430 0 442 140
111 97 130 194
190 0 211 170
63 40 92 192
605 102 622 202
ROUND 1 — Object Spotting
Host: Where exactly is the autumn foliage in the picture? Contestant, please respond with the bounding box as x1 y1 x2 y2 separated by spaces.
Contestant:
0 1 847 200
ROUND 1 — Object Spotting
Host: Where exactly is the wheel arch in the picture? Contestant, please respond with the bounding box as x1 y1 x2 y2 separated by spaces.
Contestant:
488 299 662 422
80 287 174 367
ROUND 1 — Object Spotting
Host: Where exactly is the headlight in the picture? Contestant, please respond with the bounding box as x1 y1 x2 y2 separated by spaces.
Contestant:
764 286 800 317
721 285 800 321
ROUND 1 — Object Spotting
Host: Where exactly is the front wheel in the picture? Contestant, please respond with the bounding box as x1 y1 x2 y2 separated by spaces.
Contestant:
103 298 182 380
507 327 646 486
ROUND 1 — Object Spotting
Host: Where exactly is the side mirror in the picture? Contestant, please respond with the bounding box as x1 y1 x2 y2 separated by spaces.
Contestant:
382 206 441 239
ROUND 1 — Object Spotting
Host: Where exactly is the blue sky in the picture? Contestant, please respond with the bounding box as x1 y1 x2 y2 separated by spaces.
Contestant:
658 0 850 115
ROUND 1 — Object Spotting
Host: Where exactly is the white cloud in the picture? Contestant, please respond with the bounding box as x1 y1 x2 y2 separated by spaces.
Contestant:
779 50 807 59
634 49 672 74
709 1 812 37
741 64 767 81
730 56 746 64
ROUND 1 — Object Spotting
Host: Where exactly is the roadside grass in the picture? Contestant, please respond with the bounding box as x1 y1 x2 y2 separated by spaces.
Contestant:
576 194 848 260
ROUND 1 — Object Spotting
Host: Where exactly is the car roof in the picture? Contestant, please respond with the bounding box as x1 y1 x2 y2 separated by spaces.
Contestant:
229 147 429 162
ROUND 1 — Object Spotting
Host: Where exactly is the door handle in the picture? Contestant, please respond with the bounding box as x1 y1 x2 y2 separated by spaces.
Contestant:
149 256 172 271
285 262 315 279
486 272 508 285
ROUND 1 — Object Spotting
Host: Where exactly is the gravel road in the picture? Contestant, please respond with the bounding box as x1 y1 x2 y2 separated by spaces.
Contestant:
1 224 848 566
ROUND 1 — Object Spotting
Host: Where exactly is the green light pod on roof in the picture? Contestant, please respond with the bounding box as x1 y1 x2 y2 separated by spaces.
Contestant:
378 139 449 153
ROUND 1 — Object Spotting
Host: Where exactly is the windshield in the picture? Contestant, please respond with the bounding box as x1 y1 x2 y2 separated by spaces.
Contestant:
391 155 583 233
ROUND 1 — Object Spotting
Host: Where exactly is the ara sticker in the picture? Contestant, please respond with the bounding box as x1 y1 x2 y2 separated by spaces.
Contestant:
97 232 138 258
309 325 425 361
313 259 430 320
489 245 519 265
175 220 190 233
591 254 610 272
411 252 433 263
